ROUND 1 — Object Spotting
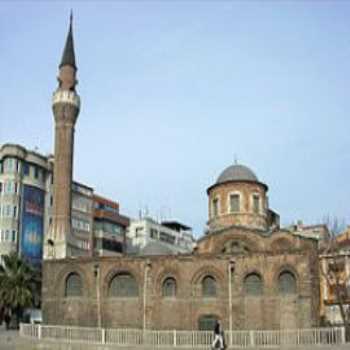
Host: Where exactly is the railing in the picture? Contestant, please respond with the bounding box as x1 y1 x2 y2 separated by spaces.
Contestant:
20 324 346 348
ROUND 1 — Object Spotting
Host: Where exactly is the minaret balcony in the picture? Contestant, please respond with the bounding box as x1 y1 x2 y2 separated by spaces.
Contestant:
52 90 80 108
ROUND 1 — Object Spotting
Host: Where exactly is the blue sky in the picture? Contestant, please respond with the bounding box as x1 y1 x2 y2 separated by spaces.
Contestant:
1 1 350 235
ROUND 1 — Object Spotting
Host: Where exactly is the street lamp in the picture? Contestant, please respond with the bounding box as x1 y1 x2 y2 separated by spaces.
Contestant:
143 259 152 331
94 263 101 328
228 258 235 347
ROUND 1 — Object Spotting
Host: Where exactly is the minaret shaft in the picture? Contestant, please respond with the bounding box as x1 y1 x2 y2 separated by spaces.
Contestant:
52 120 75 242
44 14 80 260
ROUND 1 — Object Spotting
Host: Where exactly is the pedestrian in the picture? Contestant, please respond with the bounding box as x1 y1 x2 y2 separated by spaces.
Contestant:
212 320 224 350
4 311 11 330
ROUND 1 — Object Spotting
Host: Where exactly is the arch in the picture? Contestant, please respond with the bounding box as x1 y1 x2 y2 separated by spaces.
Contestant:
278 271 297 294
191 265 224 285
244 272 263 296
202 275 217 297
65 272 82 297
103 265 141 297
216 233 260 254
198 314 219 331
162 277 176 297
222 240 250 255
108 272 138 297
56 265 89 299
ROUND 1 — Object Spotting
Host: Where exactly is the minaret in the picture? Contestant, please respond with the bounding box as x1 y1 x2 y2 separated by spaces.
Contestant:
44 14 80 259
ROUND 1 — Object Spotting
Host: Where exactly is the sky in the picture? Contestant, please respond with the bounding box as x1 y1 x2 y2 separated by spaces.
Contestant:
1 1 350 236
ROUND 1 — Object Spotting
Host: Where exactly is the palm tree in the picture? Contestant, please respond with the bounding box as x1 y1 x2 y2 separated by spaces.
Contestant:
0 253 40 327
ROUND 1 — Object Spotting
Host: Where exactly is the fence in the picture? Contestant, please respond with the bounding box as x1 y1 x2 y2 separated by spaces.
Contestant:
20 323 346 348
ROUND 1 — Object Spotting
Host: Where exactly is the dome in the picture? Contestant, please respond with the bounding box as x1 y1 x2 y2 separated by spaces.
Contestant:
216 164 258 184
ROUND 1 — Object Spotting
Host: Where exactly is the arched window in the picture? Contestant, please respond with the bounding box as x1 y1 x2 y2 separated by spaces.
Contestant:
162 277 176 297
222 240 250 255
212 198 219 217
202 275 217 297
278 271 297 294
253 195 260 214
109 272 138 297
198 315 218 331
244 273 263 296
65 272 82 297
229 194 240 213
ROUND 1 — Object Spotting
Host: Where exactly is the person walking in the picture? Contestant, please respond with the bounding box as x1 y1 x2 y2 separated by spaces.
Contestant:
212 320 224 350
4 311 11 331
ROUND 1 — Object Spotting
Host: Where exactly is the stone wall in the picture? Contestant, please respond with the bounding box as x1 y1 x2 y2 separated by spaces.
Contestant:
42 242 319 330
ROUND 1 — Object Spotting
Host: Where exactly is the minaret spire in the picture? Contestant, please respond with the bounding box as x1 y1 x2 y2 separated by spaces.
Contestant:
59 10 76 70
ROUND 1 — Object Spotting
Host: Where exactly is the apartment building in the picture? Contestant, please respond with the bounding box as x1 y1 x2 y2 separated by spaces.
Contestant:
127 217 195 255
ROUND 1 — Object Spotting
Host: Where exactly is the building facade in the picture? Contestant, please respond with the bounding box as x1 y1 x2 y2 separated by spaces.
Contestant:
319 229 350 326
93 194 129 256
0 144 49 265
0 143 128 263
127 217 195 255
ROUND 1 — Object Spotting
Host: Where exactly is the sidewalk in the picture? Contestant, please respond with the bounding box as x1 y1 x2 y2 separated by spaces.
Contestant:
0 327 19 350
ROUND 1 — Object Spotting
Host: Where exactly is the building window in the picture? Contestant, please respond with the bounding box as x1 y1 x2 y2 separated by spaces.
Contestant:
34 166 39 179
23 163 30 176
162 277 176 297
50 196 53 207
13 206 17 218
0 182 2 194
135 227 143 237
229 194 240 213
12 230 16 242
212 198 219 218
278 271 297 295
244 273 263 296
202 275 217 297
198 315 218 331
159 232 176 245
72 218 90 232
150 228 158 239
102 239 123 253
65 273 83 297
4 158 15 173
253 195 260 214
5 181 14 194
108 273 138 297
4 205 11 218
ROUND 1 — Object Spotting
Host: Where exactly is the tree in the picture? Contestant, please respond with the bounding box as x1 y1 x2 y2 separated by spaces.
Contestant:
0 253 40 327
320 216 350 339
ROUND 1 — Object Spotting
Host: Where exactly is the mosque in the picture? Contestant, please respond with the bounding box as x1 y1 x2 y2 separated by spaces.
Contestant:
42 17 320 330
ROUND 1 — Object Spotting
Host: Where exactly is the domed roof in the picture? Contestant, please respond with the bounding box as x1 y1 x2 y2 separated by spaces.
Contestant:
216 164 258 184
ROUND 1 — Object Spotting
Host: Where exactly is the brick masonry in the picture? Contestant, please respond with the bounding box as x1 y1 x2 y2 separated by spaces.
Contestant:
42 226 320 330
